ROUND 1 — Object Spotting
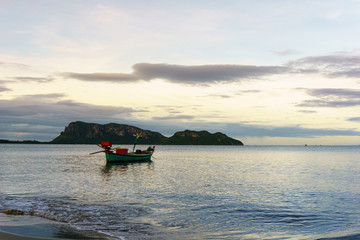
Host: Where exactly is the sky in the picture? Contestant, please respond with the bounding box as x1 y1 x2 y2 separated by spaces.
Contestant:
0 0 360 145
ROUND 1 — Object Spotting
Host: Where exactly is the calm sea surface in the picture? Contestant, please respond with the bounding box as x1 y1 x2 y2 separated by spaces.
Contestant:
0 144 359 239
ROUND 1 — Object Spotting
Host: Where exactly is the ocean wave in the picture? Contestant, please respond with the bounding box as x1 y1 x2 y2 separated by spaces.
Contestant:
0 194 156 240
316 233 360 240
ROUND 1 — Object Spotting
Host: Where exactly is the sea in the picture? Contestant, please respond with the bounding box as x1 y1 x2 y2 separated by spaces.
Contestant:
0 144 359 240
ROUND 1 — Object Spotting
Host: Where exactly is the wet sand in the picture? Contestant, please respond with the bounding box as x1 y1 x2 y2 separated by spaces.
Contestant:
0 213 114 240
0 231 54 240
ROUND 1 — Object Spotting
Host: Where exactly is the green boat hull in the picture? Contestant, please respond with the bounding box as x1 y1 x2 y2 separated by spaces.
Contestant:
105 151 153 163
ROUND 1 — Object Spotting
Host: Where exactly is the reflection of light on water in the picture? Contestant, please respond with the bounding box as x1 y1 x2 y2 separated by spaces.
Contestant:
101 161 154 178
0 145 359 240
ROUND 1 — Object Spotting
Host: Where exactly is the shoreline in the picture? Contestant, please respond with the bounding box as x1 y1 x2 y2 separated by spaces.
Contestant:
0 213 115 240
0 231 54 240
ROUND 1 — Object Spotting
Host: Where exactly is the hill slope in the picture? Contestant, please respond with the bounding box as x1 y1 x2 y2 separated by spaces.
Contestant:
163 130 243 145
51 121 244 145
51 121 166 144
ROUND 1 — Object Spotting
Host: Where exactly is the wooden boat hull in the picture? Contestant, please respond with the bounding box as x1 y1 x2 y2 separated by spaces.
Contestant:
105 151 153 163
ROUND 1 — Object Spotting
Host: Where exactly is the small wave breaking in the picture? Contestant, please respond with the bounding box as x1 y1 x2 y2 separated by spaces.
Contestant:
0 194 155 240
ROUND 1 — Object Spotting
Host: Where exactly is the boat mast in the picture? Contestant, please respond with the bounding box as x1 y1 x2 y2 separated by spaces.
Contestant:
132 131 142 152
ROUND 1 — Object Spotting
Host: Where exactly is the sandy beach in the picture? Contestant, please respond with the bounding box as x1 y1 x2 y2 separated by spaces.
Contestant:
0 231 54 240
0 213 113 240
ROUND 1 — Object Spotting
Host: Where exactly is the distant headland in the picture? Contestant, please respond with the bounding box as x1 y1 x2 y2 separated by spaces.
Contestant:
0 139 46 144
1 121 242 145
51 121 244 145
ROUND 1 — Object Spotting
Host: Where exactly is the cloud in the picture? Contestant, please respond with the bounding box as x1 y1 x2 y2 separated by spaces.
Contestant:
1 94 359 141
14 93 66 103
60 52 360 86
347 117 360 122
62 72 138 82
0 61 54 86
298 110 317 114
237 90 261 95
0 94 138 121
221 123 360 138
0 61 31 69
0 86 11 92
0 94 141 140
62 63 289 84
132 63 287 83
296 88 360 107
0 79 15 84
11 76 54 83
0 123 60 140
287 53 360 78
272 49 301 56
152 115 195 121
204 90 261 99
207 94 232 99
138 117 360 139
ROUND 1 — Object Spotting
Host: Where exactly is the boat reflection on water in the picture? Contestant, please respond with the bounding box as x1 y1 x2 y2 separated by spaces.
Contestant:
101 160 154 178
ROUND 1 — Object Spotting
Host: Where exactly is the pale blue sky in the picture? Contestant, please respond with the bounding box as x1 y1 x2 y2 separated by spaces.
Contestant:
0 0 360 144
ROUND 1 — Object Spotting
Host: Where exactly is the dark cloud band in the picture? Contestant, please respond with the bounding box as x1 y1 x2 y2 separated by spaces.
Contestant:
297 88 360 108
0 94 140 140
287 54 360 78
61 53 360 85
63 63 288 84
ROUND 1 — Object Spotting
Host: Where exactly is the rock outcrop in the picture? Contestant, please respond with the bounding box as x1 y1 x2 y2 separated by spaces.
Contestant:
51 121 166 144
164 130 243 145
51 121 244 145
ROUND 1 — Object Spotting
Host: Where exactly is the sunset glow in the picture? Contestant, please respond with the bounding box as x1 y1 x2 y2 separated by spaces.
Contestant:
1 0 359 144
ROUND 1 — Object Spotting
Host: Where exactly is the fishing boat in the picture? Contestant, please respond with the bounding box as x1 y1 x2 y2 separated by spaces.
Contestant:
90 132 155 163
100 141 155 163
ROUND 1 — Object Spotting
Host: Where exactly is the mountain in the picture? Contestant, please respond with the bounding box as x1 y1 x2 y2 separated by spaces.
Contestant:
51 121 244 145
51 121 166 144
163 130 243 145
